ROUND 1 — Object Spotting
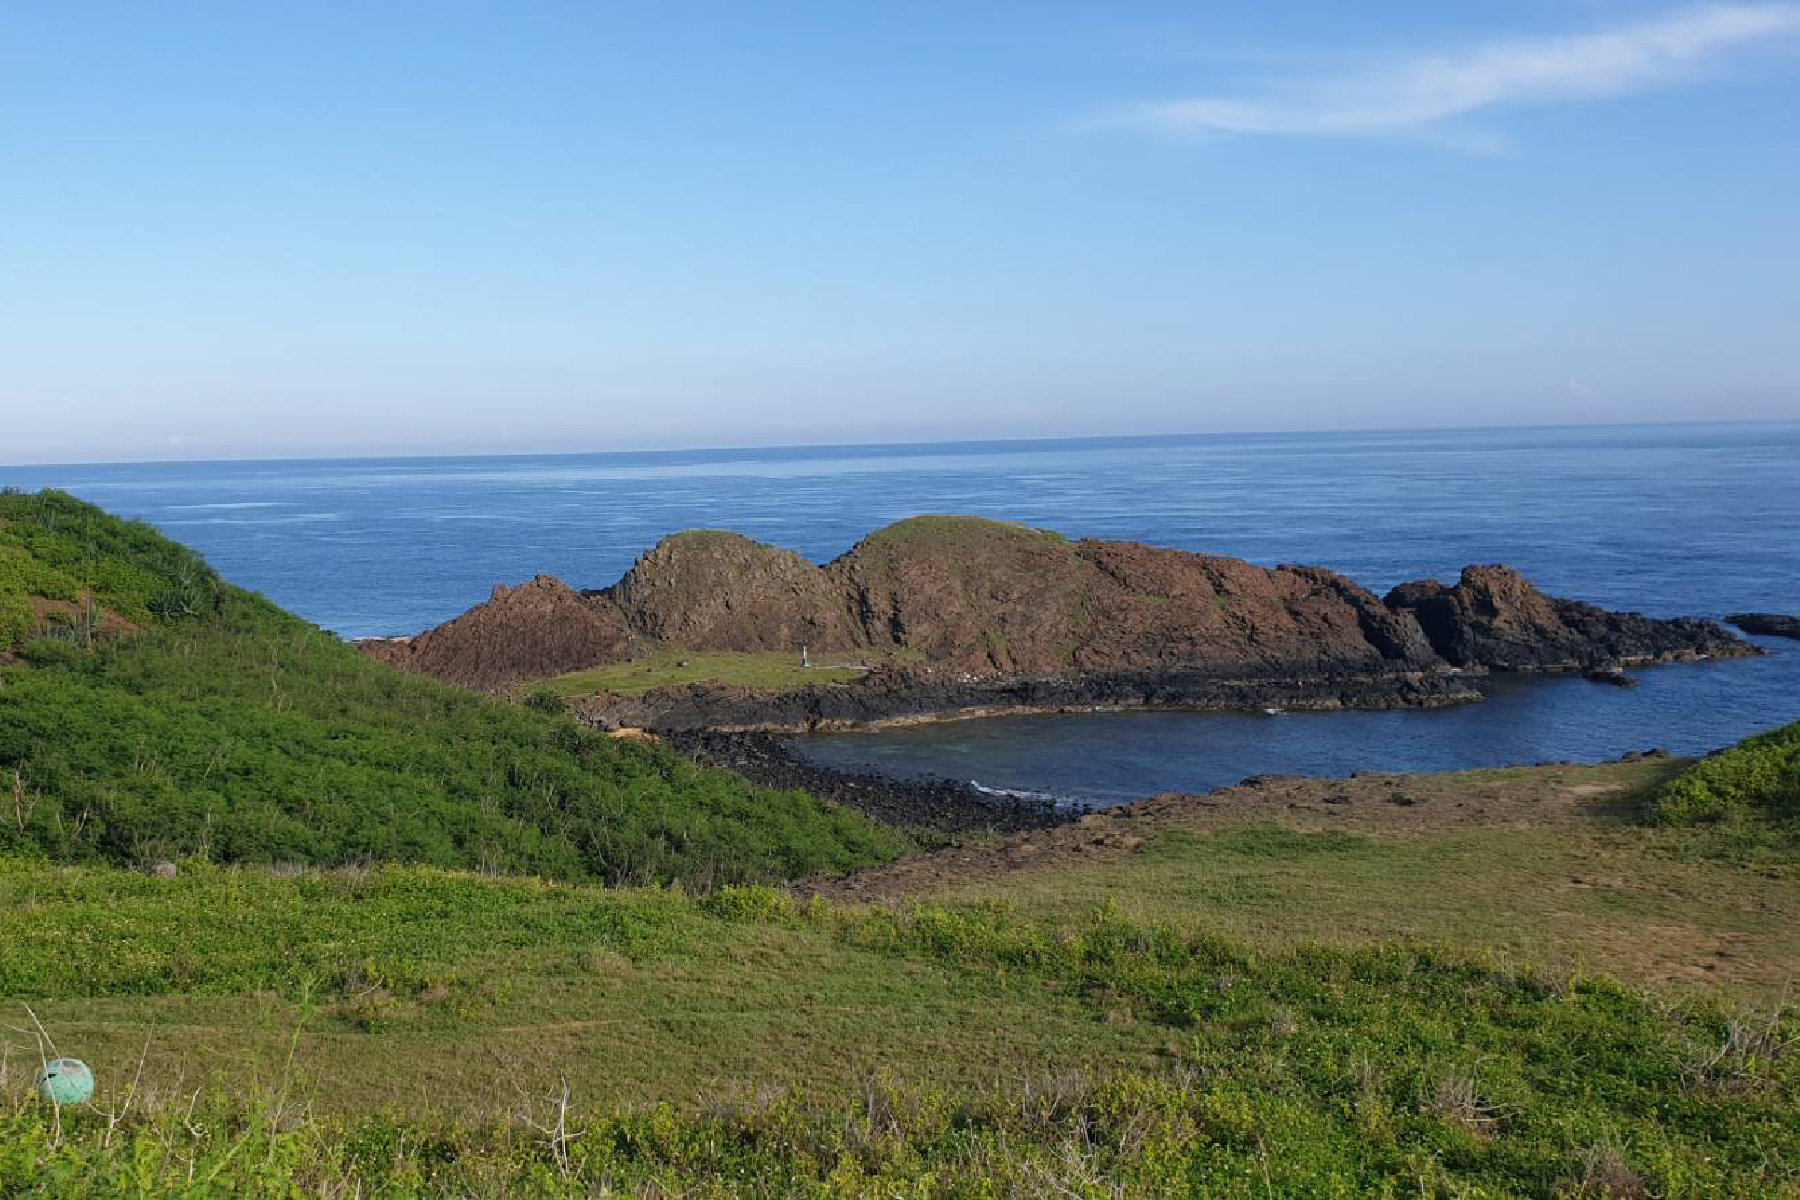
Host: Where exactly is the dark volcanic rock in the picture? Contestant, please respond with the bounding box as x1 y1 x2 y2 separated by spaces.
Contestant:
1726 613 1800 640
1385 565 1751 671
667 731 1059 835
360 575 632 692
572 662 1480 734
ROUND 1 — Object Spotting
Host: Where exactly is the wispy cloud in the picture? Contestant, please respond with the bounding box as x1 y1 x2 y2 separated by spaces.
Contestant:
1110 5 1800 141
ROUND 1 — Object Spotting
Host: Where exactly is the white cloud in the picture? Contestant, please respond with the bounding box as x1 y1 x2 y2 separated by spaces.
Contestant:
1112 5 1800 139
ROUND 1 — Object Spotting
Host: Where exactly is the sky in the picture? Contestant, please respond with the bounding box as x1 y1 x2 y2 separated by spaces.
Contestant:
2 1 1798 463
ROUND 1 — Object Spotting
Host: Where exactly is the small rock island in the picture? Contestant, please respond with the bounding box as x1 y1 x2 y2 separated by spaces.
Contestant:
360 516 1756 730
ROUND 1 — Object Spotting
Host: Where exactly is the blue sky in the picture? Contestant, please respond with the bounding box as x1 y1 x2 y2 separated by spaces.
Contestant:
3 2 1797 462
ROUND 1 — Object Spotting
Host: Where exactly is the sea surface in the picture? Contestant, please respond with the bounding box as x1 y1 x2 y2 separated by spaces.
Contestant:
6 422 1796 803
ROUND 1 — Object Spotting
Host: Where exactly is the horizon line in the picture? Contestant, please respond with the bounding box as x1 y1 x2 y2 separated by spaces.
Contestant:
3 415 1796 473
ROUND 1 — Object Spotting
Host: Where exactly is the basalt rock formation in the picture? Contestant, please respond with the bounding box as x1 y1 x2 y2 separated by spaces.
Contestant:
359 516 1757 724
1726 613 1800 641
825 519 1445 678
1384 565 1747 670
571 663 1481 734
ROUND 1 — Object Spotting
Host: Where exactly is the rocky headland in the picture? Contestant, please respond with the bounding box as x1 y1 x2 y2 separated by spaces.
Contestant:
359 516 1756 731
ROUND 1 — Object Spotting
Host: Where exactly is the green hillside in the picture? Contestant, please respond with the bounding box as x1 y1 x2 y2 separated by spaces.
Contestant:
0 489 901 883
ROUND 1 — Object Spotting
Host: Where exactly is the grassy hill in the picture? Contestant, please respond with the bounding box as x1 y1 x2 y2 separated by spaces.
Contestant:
0 489 902 884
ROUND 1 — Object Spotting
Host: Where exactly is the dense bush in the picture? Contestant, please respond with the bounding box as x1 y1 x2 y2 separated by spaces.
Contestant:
1654 719 1800 828
0 490 901 885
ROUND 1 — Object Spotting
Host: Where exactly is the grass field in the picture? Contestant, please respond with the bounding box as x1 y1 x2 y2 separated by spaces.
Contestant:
6 491 1797 1194
536 647 924 697
924 759 1800 1002
6 759 1799 1195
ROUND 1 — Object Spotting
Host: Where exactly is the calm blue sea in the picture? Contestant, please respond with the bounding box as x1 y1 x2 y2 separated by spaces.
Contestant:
6 422 1797 802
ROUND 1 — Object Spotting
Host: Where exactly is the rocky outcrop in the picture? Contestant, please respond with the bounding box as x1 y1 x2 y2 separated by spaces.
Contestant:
668 731 1060 834
606 530 860 651
360 575 632 692
1384 565 1745 670
822 520 1447 678
1727 613 1800 640
362 517 1757 719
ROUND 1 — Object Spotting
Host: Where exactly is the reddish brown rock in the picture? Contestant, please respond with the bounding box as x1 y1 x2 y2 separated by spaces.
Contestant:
605 530 858 652
364 575 632 692
825 518 1441 676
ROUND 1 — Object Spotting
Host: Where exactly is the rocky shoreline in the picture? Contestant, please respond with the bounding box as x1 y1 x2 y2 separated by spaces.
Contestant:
576 664 1482 734
666 730 1062 836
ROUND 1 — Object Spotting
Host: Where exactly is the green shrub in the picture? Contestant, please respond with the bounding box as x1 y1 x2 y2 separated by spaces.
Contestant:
1654 719 1800 827
0 490 230 641
521 689 566 714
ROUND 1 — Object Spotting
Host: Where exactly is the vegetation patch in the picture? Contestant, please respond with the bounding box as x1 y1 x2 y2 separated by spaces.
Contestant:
851 514 1072 551
1653 718 1800 833
538 647 922 698
0 862 702 1000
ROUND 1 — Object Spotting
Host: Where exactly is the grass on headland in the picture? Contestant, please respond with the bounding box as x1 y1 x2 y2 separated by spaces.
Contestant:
2 868 1797 1197
535 646 925 698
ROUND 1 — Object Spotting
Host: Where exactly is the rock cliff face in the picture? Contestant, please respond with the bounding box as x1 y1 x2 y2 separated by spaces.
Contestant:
821 520 1444 677
360 516 1757 716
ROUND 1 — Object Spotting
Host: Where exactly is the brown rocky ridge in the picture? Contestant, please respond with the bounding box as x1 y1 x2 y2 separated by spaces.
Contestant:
359 516 1756 730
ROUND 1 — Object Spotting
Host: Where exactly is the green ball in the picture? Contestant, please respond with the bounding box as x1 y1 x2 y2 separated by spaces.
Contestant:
36 1057 94 1106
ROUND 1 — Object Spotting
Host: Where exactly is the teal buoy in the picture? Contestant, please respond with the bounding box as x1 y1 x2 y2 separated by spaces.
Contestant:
36 1057 94 1105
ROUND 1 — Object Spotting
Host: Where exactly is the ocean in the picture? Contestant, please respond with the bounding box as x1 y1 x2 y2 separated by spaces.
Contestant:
6 421 1796 803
